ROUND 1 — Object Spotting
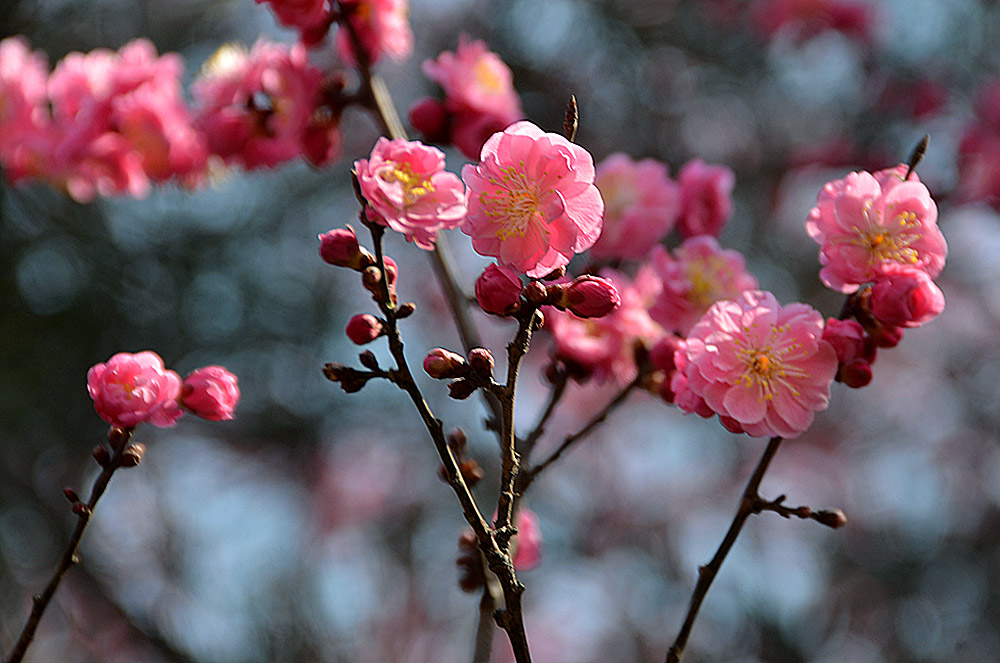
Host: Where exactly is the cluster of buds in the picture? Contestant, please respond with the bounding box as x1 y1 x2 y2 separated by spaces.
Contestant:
475 264 621 320
319 226 407 310
423 347 495 399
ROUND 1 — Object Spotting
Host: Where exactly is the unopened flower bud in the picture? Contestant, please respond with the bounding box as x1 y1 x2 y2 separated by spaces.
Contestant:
92 445 111 468
719 415 746 435
361 266 384 297
563 275 621 318
409 97 450 143
475 264 523 316
72 502 90 516
838 358 873 388
649 334 683 374
813 508 848 529
448 378 478 400
447 428 468 454
63 488 80 503
358 350 380 370
382 256 399 287
423 348 467 379
107 426 129 452
397 302 416 318
541 266 567 281
468 348 495 378
323 363 370 393
869 264 945 328
870 324 904 348
318 226 374 270
523 281 550 305
120 443 146 468
181 366 240 421
346 313 384 345
456 529 485 593
460 458 485 486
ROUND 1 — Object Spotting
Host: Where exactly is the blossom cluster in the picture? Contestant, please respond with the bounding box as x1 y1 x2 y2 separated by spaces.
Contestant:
0 37 342 200
88 351 239 428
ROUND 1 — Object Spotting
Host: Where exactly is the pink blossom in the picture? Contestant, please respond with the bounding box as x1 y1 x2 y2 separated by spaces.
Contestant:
87 351 183 428
675 159 735 239
355 137 466 250
255 0 332 37
192 41 338 170
345 313 384 344
589 153 681 260
335 0 412 65
648 237 758 335
461 121 604 278
512 508 542 571
546 267 662 384
181 366 240 421
669 340 715 418
678 291 838 438
0 37 53 183
475 263 523 316
869 263 945 328
805 165 947 293
751 0 874 43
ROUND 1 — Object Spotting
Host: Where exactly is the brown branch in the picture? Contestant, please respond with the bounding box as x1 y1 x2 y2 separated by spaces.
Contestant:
518 374 641 494
4 428 136 663
664 436 784 663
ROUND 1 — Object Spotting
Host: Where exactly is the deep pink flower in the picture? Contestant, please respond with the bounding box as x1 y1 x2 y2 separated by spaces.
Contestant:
512 508 542 571
806 165 947 293
87 351 183 428
678 290 838 438
869 263 945 328
669 340 715 418
181 366 240 421
461 121 604 278
589 153 681 260
546 268 661 384
648 237 758 335
345 313 384 344
0 37 53 184
256 0 332 36
424 36 521 120
335 0 412 65
475 263 523 316
355 137 466 250
192 41 336 169
751 0 873 43
675 159 735 239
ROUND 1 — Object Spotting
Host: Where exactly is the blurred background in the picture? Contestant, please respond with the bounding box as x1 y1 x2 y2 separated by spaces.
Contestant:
2 0 1000 661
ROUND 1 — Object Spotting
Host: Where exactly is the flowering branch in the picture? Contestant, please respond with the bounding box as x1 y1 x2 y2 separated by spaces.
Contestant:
4 427 140 663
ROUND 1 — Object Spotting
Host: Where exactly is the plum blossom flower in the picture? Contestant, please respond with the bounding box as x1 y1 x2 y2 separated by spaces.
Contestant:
512 508 542 571
806 165 947 293
335 0 412 65
546 267 661 384
192 40 340 170
181 366 240 421
589 153 681 260
676 159 735 239
461 121 604 278
255 0 332 39
413 36 523 159
676 290 838 438
87 351 183 428
0 37 54 183
648 237 758 335
355 137 466 249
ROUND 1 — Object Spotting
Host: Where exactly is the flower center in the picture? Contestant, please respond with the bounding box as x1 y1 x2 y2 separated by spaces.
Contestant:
480 164 551 241
475 59 503 94
847 202 922 266
735 323 809 402
381 162 434 206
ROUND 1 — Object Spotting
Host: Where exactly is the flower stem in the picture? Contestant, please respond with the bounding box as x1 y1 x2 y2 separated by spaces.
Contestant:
4 428 135 663
664 435 783 663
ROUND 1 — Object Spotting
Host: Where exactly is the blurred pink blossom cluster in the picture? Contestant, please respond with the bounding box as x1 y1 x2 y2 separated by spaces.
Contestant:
750 0 874 43
0 37 345 199
410 36 524 159
958 79 1000 208
88 351 239 429
0 37 206 202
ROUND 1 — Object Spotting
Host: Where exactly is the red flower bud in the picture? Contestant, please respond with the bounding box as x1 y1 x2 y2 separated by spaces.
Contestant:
468 347 495 378
475 264 523 316
563 275 621 318
181 366 240 421
822 318 866 364
318 226 374 270
409 97 450 143
346 313 384 344
869 264 945 328
424 348 467 379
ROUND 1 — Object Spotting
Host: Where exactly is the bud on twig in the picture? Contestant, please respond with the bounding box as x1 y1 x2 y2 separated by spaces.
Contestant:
63 488 80 504
468 348 495 379
812 509 848 529
93 445 111 468
448 378 478 400
397 302 416 318
359 350 380 370
120 443 145 468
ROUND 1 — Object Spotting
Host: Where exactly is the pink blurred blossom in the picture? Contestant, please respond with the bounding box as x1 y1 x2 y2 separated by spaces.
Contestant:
648 236 758 335
0 37 54 183
87 351 183 428
255 0 332 39
957 79 1000 207
180 366 240 421
335 0 412 65
461 121 604 278
512 508 542 571
546 267 662 384
675 159 735 239
355 137 466 250
415 36 523 159
805 165 947 293
192 41 338 170
869 263 945 328
751 0 874 43
589 153 681 260
676 290 838 438
475 263 523 316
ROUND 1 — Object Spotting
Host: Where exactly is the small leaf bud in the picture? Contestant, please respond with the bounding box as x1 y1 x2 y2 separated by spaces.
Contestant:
358 350 380 370
448 378 478 400
468 348 495 379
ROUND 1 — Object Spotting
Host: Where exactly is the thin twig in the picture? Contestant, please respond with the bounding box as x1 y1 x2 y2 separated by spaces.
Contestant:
4 428 135 663
518 369 569 459
664 436 783 663
471 575 501 663
518 375 641 493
